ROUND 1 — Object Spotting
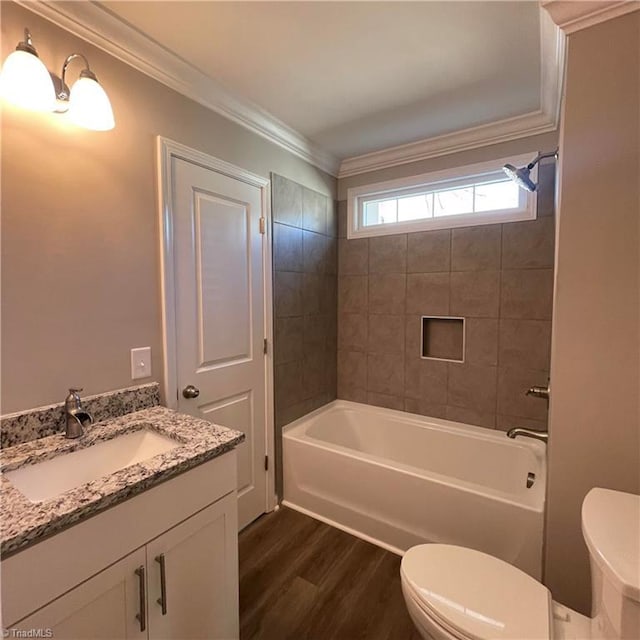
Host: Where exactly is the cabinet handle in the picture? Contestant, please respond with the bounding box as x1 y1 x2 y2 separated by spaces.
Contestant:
155 553 168 615
135 565 147 632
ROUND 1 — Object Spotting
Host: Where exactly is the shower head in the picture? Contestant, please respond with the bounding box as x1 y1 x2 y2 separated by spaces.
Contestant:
503 149 558 192
503 163 537 192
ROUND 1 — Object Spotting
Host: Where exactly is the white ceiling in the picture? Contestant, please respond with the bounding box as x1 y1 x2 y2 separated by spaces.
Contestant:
98 1 543 161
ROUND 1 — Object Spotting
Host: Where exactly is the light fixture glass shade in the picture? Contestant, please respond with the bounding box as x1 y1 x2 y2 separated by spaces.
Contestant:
0 49 56 111
68 75 115 131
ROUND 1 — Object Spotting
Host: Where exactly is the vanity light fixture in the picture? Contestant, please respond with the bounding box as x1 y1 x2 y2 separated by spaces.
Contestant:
54 53 115 131
0 27 115 131
0 28 56 111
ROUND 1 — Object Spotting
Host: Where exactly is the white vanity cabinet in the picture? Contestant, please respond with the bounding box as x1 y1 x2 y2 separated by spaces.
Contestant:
2 451 239 640
15 547 147 639
146 493 237 640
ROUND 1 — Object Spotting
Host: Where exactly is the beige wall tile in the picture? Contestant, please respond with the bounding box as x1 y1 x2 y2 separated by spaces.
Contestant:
338 275 368 313
369 273 406 314
367 353 405 395
326 350 338 400
367 392 404 411
447 362 497 413
337 350 367 391
464 318 498 366
303 273 324 315
274 223 303 272
497 366 549 420
337 386 368 403
404 398 447 420
404 356 448 403
369 234 408 273
405 314 422 355
496 414 548 433
406 273 449 315
304 314 328 351
273 174 302 227
275 360 304 410
321 274 338 316
338 238 369 275
327 199 338 239
303 230 330 273
446 405 496 429
276 398 314 429
502 217 555 269
498 319 551 370
450 271 500 318
338 313 368 352
337 200 348 238
302 186 327 234
275 316 304 365
407 230 451 273
500 269 553 319
536 162 556 218
451 225 501 271
302 351 327 399
368 314 405 355
326 236 338 276
275 271 303 317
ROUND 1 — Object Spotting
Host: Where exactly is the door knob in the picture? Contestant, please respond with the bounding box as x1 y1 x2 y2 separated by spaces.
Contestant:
182 385 200 399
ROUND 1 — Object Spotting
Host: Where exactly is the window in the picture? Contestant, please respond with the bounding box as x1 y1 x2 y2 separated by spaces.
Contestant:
346 154 537 239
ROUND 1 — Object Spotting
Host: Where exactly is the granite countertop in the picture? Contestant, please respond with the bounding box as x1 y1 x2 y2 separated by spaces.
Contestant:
0 406 244 557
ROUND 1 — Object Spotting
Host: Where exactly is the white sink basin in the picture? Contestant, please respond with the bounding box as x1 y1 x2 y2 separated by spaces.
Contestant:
5 429 180 503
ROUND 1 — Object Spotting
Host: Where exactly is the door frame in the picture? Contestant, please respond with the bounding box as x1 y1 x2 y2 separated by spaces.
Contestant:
156 136 276 513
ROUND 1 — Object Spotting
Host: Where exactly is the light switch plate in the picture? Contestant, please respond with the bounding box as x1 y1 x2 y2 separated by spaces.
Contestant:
131 347 152 380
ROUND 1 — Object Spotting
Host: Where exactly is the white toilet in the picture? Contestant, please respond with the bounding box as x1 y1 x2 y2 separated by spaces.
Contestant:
401 488 639 640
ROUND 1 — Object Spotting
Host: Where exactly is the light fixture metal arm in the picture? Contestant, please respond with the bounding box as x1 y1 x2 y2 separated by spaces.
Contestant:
57 53 96 102
17 28 38 56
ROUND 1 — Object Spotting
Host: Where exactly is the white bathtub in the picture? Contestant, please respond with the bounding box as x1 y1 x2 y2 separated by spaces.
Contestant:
283 400 546 579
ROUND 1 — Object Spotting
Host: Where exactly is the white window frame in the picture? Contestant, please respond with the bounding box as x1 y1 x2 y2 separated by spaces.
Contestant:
346 153 538 239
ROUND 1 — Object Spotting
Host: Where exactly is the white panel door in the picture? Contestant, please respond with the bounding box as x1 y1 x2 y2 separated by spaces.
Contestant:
15 548 146 639
172 157 267 529
147 493 239 640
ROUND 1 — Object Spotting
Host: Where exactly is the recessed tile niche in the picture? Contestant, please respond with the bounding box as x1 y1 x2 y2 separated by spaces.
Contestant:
421 316 465 363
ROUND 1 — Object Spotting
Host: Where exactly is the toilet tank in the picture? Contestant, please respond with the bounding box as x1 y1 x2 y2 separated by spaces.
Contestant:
582 488 640 640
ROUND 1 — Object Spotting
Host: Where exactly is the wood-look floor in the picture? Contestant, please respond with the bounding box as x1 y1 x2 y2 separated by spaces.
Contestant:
239 507 421 640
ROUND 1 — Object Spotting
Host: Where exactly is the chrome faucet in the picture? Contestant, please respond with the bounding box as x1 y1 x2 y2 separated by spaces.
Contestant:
506 427 548 443
64 388 94 438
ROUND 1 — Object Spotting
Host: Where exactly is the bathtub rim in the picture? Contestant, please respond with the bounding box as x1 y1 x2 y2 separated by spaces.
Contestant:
283 399 547 512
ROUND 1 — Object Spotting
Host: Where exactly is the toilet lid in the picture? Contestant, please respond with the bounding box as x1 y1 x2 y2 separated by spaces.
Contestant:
400 544 551 640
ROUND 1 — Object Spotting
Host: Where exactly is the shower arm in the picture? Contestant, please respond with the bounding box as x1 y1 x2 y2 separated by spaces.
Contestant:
526 149 559 171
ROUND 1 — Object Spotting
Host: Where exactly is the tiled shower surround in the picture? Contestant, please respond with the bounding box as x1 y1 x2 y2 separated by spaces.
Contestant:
336 162 556 431
272 174 338 494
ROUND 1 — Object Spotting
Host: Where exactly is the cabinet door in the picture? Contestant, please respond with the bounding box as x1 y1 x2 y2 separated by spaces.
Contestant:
147 492 239 640
14 548 147 639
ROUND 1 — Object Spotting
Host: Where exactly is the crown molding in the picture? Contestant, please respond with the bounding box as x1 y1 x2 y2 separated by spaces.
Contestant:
338 8 565 179
337 110 557 178
15 0 341 177
541 0 640 34
15 1 569 181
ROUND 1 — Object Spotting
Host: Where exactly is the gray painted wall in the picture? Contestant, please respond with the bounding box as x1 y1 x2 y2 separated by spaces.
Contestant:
1 2 336 415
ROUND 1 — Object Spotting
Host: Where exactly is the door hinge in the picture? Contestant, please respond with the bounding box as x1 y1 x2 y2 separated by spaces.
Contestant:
259 217 266 234
263 338 268 355
264 455 269 471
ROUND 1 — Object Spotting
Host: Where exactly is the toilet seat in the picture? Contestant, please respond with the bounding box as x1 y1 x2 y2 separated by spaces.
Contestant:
400 544 552 640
